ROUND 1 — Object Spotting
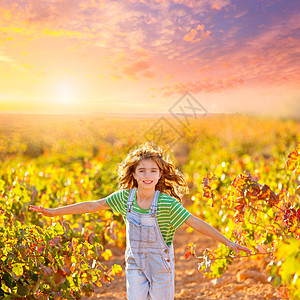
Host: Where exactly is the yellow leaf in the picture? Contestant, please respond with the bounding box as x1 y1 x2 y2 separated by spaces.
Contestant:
101 249 112 261
111 264 122 275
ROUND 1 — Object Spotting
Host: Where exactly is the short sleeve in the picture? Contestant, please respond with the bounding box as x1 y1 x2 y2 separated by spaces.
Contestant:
105 189 128 215
169 200 191 230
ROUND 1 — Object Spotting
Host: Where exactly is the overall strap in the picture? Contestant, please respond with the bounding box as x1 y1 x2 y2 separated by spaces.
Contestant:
127 188 136 212
149 190 160 217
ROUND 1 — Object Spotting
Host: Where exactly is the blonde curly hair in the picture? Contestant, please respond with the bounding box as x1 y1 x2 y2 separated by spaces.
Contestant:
117 142 188 201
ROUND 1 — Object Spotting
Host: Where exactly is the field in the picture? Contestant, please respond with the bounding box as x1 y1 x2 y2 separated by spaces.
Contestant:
0 113 299 299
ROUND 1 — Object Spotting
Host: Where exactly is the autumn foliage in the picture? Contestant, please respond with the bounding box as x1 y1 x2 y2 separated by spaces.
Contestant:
185 142 300 299
0 114 299 299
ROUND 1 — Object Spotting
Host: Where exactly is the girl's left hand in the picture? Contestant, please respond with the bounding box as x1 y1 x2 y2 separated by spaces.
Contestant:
227 241 252 255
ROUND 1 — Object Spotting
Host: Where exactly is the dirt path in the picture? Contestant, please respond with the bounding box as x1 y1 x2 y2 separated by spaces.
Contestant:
83 224 281 300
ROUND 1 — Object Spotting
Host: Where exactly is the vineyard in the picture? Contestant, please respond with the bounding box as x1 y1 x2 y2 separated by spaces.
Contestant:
0 113 299 299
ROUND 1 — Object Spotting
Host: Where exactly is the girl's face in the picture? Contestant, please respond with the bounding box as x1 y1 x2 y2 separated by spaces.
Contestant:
133 159 162 189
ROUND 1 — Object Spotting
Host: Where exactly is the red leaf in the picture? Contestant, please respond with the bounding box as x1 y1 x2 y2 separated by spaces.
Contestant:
184 251 192 259
37 245 45 253
286 143 300 173
234 204 245 212
257 184 279 207
49 236 62 246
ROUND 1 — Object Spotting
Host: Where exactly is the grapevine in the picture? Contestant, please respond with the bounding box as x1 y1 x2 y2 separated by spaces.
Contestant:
0 209 122 299
0 114 299 298
185 142 300 299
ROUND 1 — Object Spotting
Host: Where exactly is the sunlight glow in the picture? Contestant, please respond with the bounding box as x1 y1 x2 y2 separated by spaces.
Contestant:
54 83 76 104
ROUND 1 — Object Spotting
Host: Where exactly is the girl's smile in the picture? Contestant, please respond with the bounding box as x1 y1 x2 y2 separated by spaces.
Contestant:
143 180 153 184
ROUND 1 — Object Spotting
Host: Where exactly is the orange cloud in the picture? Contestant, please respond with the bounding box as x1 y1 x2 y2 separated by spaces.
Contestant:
122 60 153 80
184 24 211 42
198 65 212 74
0 2 25 25
211 0 231 10
155 76 244 96
79 0 105 9
0 1 100 42
143 70 155 79
211 3 222 10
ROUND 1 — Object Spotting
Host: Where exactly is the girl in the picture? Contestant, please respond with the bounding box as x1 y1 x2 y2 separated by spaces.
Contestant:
30 142 251 300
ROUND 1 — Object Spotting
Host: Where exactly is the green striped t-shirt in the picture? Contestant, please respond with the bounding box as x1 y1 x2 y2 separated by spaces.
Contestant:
105 189 191 246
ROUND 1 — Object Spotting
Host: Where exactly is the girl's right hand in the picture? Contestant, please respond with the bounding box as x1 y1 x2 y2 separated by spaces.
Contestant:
29 205 54 217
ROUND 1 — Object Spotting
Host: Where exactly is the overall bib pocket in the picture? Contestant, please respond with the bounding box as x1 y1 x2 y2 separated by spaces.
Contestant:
141 224 156 243
127 216 156 244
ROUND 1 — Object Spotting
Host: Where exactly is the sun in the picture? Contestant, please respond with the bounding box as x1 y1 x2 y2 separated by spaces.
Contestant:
54 83 76 104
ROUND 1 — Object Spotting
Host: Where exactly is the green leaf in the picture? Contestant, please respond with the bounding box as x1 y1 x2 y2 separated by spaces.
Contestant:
12 263 23 277
17 284 29 296
275 238 300 260
53 222 64 235
81 263 90 271
279 256 300 283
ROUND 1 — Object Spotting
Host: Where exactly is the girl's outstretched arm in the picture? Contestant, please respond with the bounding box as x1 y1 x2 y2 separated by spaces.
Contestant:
29 198 109 217
185 215 252 254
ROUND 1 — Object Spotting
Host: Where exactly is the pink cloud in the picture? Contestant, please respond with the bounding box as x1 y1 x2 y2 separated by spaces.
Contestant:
143 70 155 79
122 60 154 80
198 65 212 74
211 3 222 10
184 24 211 42
211 0 231 10
155 76 244 96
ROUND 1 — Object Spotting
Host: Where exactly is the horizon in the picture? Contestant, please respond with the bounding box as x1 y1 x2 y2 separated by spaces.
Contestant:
0 111 298 122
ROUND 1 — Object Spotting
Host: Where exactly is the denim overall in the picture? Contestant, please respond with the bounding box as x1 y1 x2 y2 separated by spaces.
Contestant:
125 188 175 300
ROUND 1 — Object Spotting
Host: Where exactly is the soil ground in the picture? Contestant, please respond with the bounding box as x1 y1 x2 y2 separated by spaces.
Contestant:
83 224 281 300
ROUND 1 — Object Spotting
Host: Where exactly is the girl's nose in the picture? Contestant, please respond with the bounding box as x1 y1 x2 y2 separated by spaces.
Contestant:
145 171 152 178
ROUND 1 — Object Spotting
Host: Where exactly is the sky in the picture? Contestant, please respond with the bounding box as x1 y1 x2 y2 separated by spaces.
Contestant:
0 0 299 117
